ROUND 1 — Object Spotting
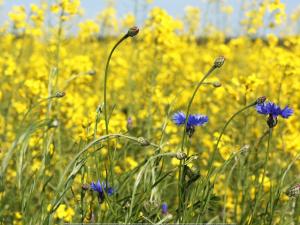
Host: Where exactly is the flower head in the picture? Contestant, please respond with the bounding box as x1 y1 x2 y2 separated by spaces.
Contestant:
172 111 208 137
256 101 293 128
90 180 114 203
161 203 168 214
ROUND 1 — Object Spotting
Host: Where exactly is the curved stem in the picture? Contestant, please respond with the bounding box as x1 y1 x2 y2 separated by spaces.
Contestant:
103 34 128 136
180 66 217 151
200 101 256 217
206 102 257 178
20 95 58 128
103 34 129 185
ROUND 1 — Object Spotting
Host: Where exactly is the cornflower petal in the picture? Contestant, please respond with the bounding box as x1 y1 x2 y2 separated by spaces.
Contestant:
280 106 293 118
172 111 186 125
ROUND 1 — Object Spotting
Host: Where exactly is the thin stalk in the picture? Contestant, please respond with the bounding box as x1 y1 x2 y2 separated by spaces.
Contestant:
47 133 160 222
249 128 272 225
103 34 128 136
180 65 217 151
103 33 129 186
177 64 218 222
206 101 257 178
201 101 257 217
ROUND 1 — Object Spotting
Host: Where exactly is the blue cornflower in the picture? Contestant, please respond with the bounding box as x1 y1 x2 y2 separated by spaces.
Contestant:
161 203 168 214
172 111 208 137
90 180 114 203
256 101 293 128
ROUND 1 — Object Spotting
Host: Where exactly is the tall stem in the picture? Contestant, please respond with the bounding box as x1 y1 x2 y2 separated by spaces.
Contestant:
103 34 128 137
206 102 257 178
201 102 256 216
180 66 216 151
103 34 129 185
249 128 272 225
177 62 221 222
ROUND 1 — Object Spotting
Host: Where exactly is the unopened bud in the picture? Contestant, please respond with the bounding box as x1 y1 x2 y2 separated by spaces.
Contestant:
55 91 65 98
87 70 96 76
127 117 133 130
48 119 59 128
137 137 150 146
256 96 267 104
212 81 222 88
286 184 300 197
165 214 173 220
161 203 168 214
127 26 139 37
96 104 103 113
176 152 187 160
214 56 225 68
82 184 89 191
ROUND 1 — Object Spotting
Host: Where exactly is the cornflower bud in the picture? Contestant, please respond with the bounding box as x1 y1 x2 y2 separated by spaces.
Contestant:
55 91 65 98
96 104 103 113
137 137 150 146
176 152 187 160
214 56 225 68
82 184 89 191
127 26 139 37
212 81 222 88
87 70 96 76
286 184 300 197
127 117 133 130
256 96 267 104
48 119 59 128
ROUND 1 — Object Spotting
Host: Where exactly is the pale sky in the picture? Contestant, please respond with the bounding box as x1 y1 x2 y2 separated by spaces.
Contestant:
1 0 299 35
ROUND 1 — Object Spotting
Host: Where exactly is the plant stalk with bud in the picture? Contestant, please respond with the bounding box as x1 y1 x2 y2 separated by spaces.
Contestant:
177 56 225 222
102 26 139 186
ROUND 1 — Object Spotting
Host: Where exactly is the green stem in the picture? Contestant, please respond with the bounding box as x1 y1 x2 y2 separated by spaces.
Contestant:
249 128 272 225
103 34 128 136
206 102 256 178
180 65 217 151
177 65 218 222
201 101 256 217
103 34 129 185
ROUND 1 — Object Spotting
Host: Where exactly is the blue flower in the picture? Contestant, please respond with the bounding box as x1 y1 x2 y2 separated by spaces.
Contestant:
172 111 208 137
281 106 294 118
256 101 293 128
90 180 114 202
161 203 168 214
